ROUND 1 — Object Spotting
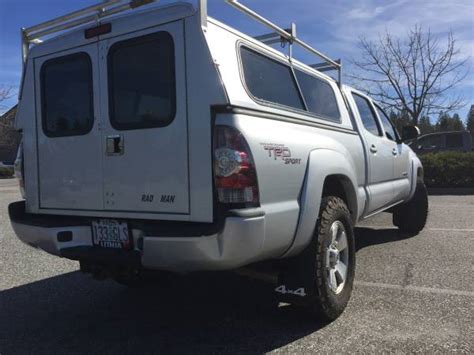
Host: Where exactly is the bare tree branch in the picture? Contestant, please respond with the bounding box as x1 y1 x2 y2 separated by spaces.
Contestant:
349 26 470 125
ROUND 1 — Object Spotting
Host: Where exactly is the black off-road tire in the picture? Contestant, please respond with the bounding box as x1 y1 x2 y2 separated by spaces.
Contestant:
310 196 356 320
393 182 428 234
277 196 356 321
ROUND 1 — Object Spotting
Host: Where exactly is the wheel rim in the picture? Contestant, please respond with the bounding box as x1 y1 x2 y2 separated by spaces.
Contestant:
326 220 349 295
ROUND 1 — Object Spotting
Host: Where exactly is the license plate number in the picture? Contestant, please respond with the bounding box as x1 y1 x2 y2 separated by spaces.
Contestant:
92 219 131 249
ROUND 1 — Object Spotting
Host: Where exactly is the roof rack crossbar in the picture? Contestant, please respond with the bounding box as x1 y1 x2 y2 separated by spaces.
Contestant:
310 59 341 72
223 0 342 86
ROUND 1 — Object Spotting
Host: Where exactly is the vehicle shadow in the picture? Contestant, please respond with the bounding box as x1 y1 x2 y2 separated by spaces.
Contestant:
355 226 414 252
0 270 327 354
1 227 413 353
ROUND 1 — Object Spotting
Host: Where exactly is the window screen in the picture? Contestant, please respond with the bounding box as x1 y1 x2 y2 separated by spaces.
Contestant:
295 70 340 120
240 47 304 110
108 32 176 130
41 53 93 137
352 94 382 136
375 105 399 141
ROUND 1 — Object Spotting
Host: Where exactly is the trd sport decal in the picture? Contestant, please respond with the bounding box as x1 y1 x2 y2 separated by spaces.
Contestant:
261 143 301 165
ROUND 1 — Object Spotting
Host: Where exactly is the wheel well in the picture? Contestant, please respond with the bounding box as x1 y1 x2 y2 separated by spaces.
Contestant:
322 175 357 222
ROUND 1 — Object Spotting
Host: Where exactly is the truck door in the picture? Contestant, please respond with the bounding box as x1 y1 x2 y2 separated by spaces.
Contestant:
373 104 411 202
98 21 189 214
351 92 395 213
34 44 104 210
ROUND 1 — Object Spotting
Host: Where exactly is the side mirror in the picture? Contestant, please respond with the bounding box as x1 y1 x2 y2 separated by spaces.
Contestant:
402 125 420 142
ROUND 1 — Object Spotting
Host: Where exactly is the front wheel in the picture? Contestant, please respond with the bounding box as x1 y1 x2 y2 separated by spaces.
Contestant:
393 182 429 234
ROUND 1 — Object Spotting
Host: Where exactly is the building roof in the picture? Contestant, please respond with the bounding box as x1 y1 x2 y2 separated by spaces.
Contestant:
0 104 17 126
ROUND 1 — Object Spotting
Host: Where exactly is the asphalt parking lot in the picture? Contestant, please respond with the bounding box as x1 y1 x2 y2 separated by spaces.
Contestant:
0 178 473 354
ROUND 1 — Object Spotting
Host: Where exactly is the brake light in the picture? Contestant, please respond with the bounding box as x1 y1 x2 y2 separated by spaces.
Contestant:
214 126 259 205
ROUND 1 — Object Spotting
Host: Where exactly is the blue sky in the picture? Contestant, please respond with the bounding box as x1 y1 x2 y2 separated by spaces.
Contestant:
1 0 473 119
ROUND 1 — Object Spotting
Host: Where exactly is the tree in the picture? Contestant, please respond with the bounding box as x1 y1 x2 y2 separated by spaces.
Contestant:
0 86 14 111
467 105 474 138
351 26 469 125
418 115 434 135
435 112 465 132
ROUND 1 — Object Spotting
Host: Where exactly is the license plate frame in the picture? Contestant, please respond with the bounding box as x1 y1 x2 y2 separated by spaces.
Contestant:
91 219 132 250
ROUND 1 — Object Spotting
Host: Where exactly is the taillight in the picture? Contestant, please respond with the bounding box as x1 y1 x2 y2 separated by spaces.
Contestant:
214 125 259 205
14 142 25 198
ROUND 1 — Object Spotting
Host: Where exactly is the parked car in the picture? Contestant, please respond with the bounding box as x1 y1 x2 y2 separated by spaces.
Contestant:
409 131 473 154
9 0 428 321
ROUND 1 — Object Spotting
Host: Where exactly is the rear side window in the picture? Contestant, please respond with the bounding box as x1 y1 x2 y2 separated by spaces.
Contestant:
352 94 382 136
240 47 304 110
295 70 340 120
108 31 176 130
375 105 399 141
41 53 93 137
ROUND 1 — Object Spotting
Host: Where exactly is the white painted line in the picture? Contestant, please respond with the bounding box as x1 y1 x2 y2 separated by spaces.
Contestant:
429 228 474 232
358 226 474 233
355 281 474 297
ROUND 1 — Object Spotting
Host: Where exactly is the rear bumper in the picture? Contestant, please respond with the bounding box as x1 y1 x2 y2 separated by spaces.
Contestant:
8 201 266 272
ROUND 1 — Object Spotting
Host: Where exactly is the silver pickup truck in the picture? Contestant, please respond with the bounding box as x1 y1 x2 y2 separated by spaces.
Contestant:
9 0 428 320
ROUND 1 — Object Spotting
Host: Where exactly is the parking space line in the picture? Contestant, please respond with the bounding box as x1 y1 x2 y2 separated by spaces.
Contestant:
359 226 474 233
429 228 474 232
355 281 474 297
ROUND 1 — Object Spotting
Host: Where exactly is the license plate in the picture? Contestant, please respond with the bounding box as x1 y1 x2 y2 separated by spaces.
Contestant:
92 219 131 249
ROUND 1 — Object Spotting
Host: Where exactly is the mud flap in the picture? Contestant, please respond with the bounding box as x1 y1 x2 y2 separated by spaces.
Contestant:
276 242 318 305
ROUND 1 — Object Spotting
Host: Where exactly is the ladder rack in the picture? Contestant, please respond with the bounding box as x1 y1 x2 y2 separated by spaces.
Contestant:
21 0 156 63
20 0 342 86
201 0 342 86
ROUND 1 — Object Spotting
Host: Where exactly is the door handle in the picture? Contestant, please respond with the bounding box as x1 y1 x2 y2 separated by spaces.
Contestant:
370 144 377 154
106 135 124 156
392 148 398 156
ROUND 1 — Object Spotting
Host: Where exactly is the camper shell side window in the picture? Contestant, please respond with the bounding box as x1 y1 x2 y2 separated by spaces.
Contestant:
238 44 341 122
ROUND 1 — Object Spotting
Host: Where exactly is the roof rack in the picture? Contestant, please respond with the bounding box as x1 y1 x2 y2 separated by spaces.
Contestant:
199 0 342 86
21 0 157 64
21 0 341 86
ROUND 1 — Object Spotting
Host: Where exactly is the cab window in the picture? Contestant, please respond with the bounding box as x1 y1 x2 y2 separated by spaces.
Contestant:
375 105 399 141
352 94 382 136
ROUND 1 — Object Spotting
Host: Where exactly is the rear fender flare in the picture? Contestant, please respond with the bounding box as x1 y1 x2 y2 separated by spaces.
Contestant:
281 148 359 258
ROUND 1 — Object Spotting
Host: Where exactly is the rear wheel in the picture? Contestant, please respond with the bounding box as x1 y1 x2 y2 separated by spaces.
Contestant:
277 196 355 321
393 182 428 234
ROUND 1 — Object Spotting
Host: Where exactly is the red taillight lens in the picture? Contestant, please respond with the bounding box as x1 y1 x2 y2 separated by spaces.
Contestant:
214 126 259 205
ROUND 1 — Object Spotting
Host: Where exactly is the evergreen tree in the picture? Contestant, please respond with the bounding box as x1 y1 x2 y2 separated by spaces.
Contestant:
467 105 474 138
418 116 433 135
451 113 465 131
436 112 451 132
435 112 465 132
467 105 474 142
